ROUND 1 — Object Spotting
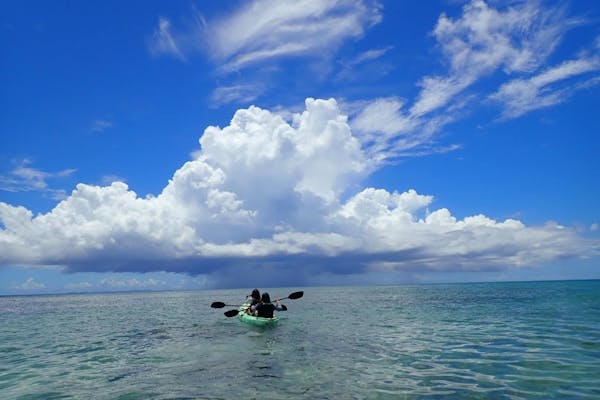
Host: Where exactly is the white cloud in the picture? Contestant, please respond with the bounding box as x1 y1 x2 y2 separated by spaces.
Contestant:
345 1 597 161
15 278 46 290
347 97 461 162
205 0 382 72
0 159 76 200
410 76 471 118
334 46 394 83
149 17 186 60
349 97 421 161
410 0 569 117
434 0 565 75
351 97 412 136
0 99 596 279
100 277 166 289
100 175 127 186
346 47 392 67
210 84 264 107
149 0 382 73
91 119 113 133
198 98 367 206
490 56 600 118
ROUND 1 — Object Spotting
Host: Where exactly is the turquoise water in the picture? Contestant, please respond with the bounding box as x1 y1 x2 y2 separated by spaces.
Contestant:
1 280 599 399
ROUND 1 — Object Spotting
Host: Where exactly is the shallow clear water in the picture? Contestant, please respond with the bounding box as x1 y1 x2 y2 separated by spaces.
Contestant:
1 280 599 399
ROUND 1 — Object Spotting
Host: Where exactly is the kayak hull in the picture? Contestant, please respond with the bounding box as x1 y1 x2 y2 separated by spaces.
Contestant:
238 303 279 327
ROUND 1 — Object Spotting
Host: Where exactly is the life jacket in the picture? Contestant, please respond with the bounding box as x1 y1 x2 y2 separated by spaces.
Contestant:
254 303 275 318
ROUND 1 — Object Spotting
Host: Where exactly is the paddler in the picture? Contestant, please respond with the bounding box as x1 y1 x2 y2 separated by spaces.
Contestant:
244 288 261 313
251 292 286 318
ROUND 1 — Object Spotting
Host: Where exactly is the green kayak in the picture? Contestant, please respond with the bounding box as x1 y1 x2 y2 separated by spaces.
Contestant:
238 303 280 327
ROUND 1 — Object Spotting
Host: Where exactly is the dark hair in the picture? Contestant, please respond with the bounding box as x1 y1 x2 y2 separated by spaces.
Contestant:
261 292 271 303
251 289 260 301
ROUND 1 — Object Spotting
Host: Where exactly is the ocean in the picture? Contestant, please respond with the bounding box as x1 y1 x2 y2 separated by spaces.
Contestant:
1 280 599 399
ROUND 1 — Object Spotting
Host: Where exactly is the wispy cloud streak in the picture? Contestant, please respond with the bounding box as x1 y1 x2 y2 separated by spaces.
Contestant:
149 17 186 60
491 56 600 118
205 0 382 72
148 0 382 73
348 0 597 162
410 0 570 117
0 159 76 200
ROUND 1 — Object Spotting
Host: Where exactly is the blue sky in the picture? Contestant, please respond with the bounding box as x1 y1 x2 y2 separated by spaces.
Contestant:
1 0 599 295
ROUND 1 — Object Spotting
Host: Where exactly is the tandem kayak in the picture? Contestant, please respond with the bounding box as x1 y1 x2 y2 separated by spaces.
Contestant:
238 303 280 327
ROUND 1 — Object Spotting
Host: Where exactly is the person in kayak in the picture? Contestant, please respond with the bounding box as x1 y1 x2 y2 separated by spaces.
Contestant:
242 288 261 315
246 289 261 306
251 292 286 318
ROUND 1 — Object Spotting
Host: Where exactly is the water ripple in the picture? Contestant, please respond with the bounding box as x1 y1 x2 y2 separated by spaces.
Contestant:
0 282 599 399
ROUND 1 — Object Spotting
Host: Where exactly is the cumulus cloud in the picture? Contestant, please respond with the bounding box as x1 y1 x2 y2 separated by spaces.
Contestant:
100 175 127 186
0 99 596 282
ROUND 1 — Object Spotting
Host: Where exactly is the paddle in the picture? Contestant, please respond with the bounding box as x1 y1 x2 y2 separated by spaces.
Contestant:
215 290 304 318
210 302 239 309
224 309 240 317
275 291 304 302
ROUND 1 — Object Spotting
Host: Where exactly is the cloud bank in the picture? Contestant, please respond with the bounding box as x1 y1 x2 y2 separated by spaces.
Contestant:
1 99 596 282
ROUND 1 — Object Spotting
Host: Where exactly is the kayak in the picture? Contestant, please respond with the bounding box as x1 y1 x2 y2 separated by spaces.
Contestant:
238 302 280 327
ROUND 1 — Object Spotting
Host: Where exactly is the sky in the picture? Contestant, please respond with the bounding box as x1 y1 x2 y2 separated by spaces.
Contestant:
1 0 599 295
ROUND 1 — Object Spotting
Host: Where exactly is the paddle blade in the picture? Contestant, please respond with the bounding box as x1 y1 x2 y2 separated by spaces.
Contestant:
281 304 288 311
288 291 304 300
211 302 226 308
224 309 239 317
